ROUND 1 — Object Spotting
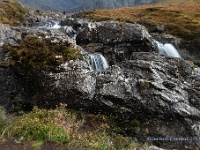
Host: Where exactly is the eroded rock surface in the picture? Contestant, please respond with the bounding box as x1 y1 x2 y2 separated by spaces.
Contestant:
0 15 200 149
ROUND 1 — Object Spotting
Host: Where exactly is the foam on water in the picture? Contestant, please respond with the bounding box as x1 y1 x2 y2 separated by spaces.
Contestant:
36 21 61 29
90 53 109 72
156 41 181 58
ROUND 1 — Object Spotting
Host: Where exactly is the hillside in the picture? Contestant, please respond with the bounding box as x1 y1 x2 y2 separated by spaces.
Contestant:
16 0 84 12
153 0 200 4
13 0 200 12
66 0 137 12
13 0 155 12
80 2 200 65
80 2 200 37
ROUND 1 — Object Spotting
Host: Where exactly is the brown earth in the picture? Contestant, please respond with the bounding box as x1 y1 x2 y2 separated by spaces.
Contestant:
0 139 73 150
0 120 97 150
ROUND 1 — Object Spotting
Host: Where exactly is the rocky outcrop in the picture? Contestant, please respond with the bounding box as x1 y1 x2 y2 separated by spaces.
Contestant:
62 18 156 65
42 52 199 149
0 24 21 47
1 15 200 149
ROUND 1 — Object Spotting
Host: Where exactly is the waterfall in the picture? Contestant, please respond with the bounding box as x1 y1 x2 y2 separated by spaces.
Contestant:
52 21 61 29
156 41 181 58
36 21 61 29
90 53 109 71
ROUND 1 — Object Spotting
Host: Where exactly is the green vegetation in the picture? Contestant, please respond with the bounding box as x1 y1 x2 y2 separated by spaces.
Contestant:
0 104 139 150
131 119 141 127
0 0 28 25
138 80 151 89
0 106 7 134
1 106 69 143
3 35 82 70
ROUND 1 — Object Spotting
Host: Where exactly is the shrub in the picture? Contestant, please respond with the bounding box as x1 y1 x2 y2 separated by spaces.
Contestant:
3 35 82 70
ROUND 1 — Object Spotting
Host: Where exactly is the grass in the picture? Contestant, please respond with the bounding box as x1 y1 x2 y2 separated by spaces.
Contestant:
0 104 139 150
3 35 82 70
80 2 200 52
0 0 28 25
2 106 70 143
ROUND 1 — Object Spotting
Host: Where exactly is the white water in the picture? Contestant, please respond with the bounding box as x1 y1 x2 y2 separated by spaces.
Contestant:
36 21 61 29
90 53 109 72
52 21 61 29
156 41 181 58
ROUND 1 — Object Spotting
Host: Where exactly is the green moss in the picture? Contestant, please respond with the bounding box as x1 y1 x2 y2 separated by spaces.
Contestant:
3 35 82 70
139 80 150 89
131 119 140 127
12 102 23 112
2 106 70 143
0 105 140 149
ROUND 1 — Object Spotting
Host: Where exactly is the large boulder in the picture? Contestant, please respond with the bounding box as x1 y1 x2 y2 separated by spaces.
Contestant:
60 18 156 65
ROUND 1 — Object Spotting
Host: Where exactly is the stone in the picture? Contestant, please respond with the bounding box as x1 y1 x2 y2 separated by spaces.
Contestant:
1 12 200 149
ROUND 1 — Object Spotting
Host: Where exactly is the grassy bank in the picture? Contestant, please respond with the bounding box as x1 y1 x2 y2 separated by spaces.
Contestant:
0 104 140 150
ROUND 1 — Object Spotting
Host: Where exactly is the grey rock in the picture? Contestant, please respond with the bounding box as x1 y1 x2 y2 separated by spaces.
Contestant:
1 15 200 149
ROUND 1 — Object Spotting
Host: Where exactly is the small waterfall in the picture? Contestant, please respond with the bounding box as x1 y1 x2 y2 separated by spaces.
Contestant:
90 53 109 71
156 41 181 58
52 21 61 29
36 21 61 29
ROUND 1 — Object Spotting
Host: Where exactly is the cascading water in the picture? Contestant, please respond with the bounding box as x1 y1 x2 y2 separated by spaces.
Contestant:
90 53 109 72
156 41 181 58
36 21 61 29
52 21 61 29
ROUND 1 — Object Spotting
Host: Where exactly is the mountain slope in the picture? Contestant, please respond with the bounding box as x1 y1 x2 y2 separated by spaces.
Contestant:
15 0 155 12
67 0 137 12
80 2 200 65
152 0 200 4
16 0 84 12
14 0 200 12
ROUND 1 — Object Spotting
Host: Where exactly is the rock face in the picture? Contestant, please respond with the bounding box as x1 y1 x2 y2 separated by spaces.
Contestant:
45 53 200 149
1 14 200 149
0 24 21 47
63 18 155 65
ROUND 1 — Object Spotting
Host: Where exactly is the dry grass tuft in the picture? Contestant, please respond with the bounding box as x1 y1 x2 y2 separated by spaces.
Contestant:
0 0 28 25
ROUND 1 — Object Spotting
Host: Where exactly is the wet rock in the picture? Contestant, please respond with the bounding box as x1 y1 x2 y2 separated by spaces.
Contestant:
75 21 155 65
1 14 200 149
